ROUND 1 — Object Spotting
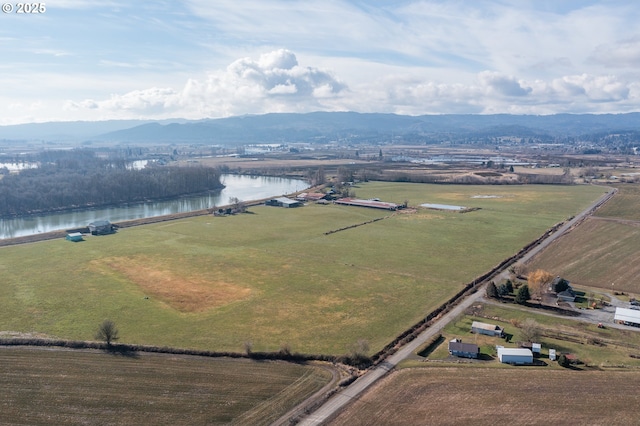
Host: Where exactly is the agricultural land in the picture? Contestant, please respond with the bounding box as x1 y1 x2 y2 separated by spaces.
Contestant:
0 348 331 425
525 183 640 294
330 367 640 425
0 182 605 355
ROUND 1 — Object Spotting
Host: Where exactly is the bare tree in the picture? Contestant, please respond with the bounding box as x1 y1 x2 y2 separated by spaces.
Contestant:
519 318 541 343
96 319 119 346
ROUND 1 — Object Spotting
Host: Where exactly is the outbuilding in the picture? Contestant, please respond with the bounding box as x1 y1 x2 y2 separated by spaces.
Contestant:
614 307 640 327
65 232 83 242
471 321 504 337
265 197 303 208
497 347 533 364
88 220 115 235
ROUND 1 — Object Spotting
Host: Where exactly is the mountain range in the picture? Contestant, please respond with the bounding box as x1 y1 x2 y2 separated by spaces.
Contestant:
2 112 640 145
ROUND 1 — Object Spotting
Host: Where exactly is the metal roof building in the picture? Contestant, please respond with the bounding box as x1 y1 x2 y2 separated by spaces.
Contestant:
614 307 640 326
265 197 303 208
334 198 399 210
497 347 533 364
471 321 504 337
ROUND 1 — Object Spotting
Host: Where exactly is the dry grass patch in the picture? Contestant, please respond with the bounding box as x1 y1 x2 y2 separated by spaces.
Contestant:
91 256 252 313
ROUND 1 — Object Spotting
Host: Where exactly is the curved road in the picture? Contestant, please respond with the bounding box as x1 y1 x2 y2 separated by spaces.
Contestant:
298 186 617 426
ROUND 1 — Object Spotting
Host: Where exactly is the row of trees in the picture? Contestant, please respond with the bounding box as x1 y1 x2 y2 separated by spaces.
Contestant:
0 155 223 217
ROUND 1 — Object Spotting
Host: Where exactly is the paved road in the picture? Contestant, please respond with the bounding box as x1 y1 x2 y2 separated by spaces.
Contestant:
297 186 617 426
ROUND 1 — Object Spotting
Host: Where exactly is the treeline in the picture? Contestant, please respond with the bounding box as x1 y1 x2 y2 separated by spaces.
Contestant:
0 152 223 217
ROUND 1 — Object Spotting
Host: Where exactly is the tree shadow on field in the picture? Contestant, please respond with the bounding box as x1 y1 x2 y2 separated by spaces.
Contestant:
104 345 139 358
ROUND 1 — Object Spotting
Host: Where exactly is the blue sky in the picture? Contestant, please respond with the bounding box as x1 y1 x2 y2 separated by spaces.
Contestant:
2 0 640 124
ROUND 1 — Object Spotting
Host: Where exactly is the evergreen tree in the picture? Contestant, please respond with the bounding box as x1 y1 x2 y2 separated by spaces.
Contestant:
515 284 531 304
486 281 499 299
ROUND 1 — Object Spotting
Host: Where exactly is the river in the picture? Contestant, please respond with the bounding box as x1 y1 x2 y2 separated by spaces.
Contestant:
0 174 308 239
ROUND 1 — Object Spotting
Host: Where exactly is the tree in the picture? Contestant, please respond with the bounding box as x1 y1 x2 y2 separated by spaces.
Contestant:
519 318 541 342
515 284 530 305
96 319 119 346
527 269 554 301
486 281 499 299
229 197 246 213
552 277 570 293
504 279 514 294
497 283 510 297
557 353 570 368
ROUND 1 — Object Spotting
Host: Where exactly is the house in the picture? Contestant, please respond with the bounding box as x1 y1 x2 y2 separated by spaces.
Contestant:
614 307 640 327
448 339 479 359
557 289 576 303
88 220 115 235
497 347 533 364
264 197 303 208
65 232 83 242
471 321 504 337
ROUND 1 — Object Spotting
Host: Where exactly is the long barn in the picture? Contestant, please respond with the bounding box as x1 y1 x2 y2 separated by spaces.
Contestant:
334 198 399 210
614 307 640 327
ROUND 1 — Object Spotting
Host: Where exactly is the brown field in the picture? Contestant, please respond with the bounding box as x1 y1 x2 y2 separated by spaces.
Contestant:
90 256 253 313
330 367 640 426
0 348 332 425
525 184 640 293
181 157 370 170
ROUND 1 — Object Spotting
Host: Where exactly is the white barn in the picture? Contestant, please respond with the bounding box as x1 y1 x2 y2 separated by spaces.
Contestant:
471 321 504 337
497 347 533 364
614 307 640 327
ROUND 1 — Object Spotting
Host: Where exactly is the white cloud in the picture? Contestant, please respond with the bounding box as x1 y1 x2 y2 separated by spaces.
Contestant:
590 37 640 68
67 50 347 119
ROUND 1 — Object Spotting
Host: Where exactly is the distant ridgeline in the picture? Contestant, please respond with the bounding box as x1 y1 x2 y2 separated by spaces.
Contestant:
0 150 223 218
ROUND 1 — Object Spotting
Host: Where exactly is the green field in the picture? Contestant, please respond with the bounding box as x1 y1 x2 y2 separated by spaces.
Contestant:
0 182 605 354
594 184 640 220
0 348 331 425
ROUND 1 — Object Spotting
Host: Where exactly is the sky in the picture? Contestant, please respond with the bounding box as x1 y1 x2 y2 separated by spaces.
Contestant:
2 0 640 124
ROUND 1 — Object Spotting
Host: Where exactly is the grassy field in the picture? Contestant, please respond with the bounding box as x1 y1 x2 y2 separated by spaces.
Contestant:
423 303 640 368
0 348 331 425
593 184 640 220
330 367 640 425
526 184 640 293
0 182 604 354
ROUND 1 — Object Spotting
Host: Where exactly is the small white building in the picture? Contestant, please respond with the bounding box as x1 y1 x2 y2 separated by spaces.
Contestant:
472 321 504 337
614 307 640 327
497 347 533 364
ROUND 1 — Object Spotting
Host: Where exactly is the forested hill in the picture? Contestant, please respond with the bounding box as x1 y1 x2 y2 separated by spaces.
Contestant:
0 152 223 218
3 112 640 145
96 112 640 144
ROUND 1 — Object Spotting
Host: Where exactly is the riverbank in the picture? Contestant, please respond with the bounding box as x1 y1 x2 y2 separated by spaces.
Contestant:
0 186 319 247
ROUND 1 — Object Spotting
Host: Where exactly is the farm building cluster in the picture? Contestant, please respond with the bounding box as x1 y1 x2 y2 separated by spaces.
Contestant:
64 220 116 242
445 320 564 365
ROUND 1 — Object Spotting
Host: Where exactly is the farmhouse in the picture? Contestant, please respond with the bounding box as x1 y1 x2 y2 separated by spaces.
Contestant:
334 198 400 210
448 339 480 359
264 197 303 208
497 347 533 364
471 321 504 337
65 232 83 242
557 289 576 303
88 220 115 235
614 307 640 327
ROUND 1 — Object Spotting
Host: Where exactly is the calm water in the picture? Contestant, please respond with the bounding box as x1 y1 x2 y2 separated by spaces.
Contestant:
0 174 308 239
